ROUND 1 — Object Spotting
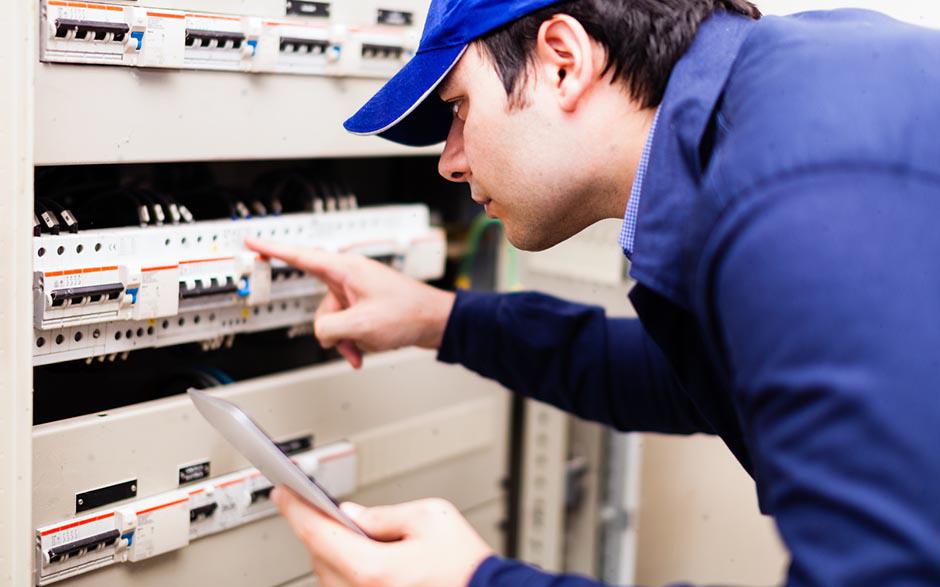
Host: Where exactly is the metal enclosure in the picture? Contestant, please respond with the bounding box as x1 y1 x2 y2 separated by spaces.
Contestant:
1 1 534 585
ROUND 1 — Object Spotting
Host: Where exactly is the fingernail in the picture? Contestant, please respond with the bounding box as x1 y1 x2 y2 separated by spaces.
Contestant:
270 486 282 505
340 502 365 520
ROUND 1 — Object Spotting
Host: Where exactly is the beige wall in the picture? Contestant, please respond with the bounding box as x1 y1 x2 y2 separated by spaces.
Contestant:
634 435 788 586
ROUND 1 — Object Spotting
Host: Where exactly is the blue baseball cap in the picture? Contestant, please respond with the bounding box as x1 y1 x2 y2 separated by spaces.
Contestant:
343 0 564 146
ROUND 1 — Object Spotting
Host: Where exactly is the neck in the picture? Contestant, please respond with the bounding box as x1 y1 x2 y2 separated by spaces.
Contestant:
603 104 657 219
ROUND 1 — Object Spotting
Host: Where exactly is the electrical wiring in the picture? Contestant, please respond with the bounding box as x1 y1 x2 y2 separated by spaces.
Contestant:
455 214 520 291
269 173 318 214
200 367 235 385
34 199 61 235
72 188 147 229
39 198 79 233
174 187 238 221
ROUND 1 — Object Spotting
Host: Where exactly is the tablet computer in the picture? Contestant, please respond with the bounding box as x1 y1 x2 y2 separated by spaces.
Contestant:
188 388 368 538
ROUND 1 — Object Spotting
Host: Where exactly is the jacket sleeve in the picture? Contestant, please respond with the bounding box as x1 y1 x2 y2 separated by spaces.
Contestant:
469 556 610 587
437 289 711 434
710 170 940 585
469 556 694 587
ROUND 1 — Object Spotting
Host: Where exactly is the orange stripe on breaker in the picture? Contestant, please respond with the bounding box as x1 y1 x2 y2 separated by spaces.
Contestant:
318 449 356 463
180 256 233 265
137 497 189 516
48 0 68 5
263 20 327 28
85 2 122 10
40 512 115 537
186 13 241 21
148 11 185 19
142 264 179 272
216 477 245 489
45 265 120 276
188 488 205 495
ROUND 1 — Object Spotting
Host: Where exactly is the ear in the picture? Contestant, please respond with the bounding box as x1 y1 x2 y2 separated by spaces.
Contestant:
534 14 598 112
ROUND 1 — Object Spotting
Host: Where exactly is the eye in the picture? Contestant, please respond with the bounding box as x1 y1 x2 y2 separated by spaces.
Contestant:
449 98 468 122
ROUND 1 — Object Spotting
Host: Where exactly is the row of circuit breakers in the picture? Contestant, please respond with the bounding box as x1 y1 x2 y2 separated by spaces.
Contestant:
41 0 421 76
33 204 445 365
36 441 357 585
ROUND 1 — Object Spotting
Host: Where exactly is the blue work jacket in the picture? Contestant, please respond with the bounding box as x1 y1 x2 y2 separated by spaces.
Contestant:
438 9 940 587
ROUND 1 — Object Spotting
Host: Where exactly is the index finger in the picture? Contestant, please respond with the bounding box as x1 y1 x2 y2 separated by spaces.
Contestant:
245 237 348 287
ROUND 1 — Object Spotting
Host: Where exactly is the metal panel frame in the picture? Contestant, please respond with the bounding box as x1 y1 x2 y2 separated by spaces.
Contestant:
514 219 640 580
0 1 37 585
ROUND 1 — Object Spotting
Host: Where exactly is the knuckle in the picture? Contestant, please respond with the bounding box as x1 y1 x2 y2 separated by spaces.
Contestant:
416 497 453 519
354 563 386 587
427 497 454 511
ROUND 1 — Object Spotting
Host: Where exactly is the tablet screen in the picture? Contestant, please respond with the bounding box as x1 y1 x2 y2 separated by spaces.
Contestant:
188 388 368 538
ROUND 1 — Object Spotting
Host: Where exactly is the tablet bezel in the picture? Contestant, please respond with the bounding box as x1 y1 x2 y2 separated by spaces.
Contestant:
188 388 368 537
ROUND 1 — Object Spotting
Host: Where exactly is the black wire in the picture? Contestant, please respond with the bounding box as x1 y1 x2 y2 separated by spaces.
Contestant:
72 188 144 229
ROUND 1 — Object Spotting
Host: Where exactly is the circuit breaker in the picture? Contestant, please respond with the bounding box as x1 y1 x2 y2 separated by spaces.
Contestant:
35 441 356 585
32 204 445 365
40 0 422 77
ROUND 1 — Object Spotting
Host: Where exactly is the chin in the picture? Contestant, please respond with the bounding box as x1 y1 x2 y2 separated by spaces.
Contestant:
504 224 565 252
504 212 598 252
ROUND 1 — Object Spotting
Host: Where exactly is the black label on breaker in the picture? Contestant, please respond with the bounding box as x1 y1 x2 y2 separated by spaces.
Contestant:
76 479 138 513
286 1 331 18
276 434 313 456
178 461 211 486
377 9 414 26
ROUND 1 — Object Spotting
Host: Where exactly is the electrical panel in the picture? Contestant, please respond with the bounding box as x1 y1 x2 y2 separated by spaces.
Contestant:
32 354 510 587
32 204 445 366
35 441 356 585
10 0 522 585
40 0 422 77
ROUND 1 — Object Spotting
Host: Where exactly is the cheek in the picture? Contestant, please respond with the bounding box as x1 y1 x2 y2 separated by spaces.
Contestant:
465 112 531 185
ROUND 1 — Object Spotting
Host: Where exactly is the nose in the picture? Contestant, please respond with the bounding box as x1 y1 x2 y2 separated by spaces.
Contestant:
438 119 470 183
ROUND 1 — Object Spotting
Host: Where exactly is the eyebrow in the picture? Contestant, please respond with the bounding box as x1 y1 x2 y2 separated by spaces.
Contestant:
437 80 454 100
437 71 459 100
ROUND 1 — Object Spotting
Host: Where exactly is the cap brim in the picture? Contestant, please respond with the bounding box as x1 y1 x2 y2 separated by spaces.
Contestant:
344 44 467 147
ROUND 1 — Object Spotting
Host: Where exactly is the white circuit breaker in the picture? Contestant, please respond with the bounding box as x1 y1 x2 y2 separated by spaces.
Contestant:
40 0 421 77
35 441 357 586
32 205 446 365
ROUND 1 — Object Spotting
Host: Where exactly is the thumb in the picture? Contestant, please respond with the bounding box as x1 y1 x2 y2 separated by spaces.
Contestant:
344 502 422 542
314 306 369 348
339 501 366 519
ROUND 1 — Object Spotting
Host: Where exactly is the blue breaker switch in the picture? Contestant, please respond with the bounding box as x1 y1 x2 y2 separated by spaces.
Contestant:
247 39 258 57
237 277 251 297
327 44 342 63
126 288 139 304
130 31 144 51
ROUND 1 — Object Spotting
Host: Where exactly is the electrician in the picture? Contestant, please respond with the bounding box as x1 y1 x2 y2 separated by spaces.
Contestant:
247 0 940 585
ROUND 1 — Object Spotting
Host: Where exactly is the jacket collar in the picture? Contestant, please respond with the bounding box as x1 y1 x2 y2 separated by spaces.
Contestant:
629 12 756 309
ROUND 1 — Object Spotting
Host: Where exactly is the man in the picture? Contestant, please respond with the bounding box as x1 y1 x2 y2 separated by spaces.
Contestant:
246 0 940 584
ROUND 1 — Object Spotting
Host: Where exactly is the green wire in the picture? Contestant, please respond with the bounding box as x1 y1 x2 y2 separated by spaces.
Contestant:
456 214 520 291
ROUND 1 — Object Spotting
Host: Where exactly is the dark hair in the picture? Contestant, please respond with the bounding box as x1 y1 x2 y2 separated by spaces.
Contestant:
476 0 761 108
